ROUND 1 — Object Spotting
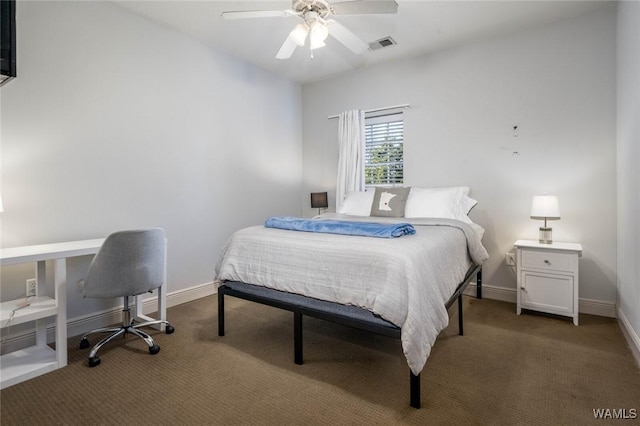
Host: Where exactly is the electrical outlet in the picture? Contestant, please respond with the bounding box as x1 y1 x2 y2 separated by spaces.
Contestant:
505 252 516 266
26 278 37 297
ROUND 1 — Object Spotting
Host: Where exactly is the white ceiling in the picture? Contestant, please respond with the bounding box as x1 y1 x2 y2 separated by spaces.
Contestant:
116 0 615 84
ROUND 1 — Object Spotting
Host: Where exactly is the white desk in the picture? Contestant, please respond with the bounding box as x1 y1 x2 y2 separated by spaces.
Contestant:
0 238 167 389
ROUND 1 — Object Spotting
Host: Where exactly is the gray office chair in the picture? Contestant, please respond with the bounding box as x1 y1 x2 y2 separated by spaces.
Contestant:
78 228 175 367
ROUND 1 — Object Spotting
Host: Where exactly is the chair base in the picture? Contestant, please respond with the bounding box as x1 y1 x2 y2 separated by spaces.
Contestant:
80 305 174 367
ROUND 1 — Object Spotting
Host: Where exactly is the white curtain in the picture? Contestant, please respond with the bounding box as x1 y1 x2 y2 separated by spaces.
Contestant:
336 109 365 210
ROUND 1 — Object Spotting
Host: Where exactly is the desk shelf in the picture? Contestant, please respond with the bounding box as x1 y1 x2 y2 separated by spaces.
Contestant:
1 297 57 327
0 346 58 389
0 297 59 390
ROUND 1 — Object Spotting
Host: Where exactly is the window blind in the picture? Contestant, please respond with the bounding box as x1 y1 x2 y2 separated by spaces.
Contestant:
364 113 404 185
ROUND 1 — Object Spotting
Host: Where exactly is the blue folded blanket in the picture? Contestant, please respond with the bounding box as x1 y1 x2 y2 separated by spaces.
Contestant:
264 216 416 238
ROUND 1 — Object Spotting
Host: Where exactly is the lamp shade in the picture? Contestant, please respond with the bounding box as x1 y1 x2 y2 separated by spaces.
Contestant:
530 195 560 220
310 192 328 209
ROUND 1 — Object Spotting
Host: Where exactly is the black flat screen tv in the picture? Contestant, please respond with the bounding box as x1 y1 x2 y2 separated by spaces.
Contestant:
1 0 16 86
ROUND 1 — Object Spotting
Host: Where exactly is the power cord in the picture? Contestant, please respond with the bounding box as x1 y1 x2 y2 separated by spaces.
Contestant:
1 296 32 344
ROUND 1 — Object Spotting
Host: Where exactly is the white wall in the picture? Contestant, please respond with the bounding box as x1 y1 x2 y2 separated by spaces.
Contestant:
302 7 617 308
616 1 640 358
0 1 302 320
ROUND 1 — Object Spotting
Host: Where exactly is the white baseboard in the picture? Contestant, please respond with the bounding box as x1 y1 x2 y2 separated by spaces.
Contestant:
463 282 617 318
0 281 217 354
579 297 617 318
617 308 640 367
463 282 516 303
2 280 622 355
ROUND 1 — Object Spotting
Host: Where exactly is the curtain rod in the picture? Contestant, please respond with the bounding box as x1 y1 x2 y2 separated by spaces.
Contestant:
327 103 410 120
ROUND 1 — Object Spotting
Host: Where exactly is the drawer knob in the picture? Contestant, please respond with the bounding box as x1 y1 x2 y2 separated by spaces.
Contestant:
544 260 551 265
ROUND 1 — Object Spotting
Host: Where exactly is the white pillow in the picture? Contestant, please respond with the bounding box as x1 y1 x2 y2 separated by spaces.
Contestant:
461 194 478 215
405 186 475 223
337 191 375 216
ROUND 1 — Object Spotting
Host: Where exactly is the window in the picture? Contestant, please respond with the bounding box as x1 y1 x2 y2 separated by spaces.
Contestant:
364 112 404 185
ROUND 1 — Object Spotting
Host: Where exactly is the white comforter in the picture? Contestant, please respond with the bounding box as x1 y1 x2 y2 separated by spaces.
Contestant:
215 214 489 375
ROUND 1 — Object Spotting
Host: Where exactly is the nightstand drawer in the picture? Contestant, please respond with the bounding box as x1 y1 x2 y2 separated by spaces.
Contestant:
521 250 575 273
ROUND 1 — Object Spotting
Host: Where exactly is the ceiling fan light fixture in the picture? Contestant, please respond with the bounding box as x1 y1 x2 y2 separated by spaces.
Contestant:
289 23 309 46
309 20 328 50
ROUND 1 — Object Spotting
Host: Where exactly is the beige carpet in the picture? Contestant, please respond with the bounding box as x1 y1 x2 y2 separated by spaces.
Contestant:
1 295 638 425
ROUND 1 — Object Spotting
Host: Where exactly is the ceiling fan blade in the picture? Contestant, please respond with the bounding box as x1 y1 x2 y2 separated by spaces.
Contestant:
330 0 398 16
276 36 298 60
221 10 295 20
327 21 368 54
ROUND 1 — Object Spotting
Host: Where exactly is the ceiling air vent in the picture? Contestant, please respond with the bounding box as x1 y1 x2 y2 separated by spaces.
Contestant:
368 36 397 51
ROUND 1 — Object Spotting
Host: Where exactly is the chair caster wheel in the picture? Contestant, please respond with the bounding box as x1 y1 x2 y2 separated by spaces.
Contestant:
89 356 101 367
149 345 160 355
80 338 90 349
165 325 175 335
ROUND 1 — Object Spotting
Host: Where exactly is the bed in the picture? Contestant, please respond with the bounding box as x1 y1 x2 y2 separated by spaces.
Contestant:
215 187 489 408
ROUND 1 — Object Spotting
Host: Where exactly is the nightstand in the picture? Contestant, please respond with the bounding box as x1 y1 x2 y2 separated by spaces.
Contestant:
514 240 582 325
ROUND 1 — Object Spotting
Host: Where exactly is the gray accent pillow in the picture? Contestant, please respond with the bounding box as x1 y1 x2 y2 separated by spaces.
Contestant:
370 187 411 217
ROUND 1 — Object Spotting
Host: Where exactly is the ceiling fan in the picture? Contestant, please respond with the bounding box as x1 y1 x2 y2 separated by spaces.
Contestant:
221 0 398 59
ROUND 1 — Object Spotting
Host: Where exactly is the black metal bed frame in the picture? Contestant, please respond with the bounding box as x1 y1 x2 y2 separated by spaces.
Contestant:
217 264 482 409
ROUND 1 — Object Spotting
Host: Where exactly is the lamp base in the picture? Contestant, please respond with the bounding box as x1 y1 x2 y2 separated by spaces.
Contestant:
539 227 553 244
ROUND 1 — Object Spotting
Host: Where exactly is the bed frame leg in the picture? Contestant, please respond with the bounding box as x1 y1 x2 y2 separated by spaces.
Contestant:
458 295 464 336
410 372 421 408
294 311 303 365
218 292 225 337
476 267 483 300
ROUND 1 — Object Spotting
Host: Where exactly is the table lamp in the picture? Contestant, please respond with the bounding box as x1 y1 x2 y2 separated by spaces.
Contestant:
310 192 328 215
530 195 560 244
